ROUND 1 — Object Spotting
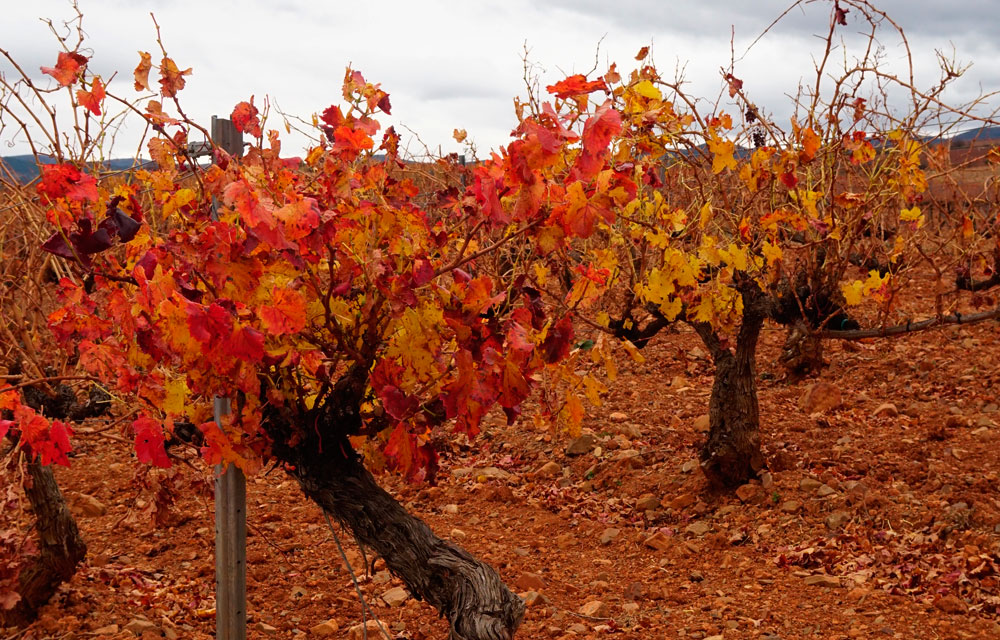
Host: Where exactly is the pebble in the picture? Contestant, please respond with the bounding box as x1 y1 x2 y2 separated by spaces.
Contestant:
255 622 279 635
566 434 596 455
124 619 157 635
635 494 661 511
382 587 409 607
599 528 620 545
521 590 548 607
803 574 840 587
92 624 119 635
873 402 899 418
579 600 610 617
693 414 711 431
780 500 801 513
74 493 107 517
934 594 967 614
798 381 842 413
825 510 850 530
643 531 671 551
800 477 822 492
685 521 710 536
348 621 384 640
516 571 546 591
442 503 459 514
309 619 339 636
816 484 837 497
536 461 562 477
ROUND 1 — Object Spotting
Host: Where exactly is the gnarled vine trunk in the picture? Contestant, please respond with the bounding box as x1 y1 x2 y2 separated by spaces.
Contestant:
290 451 524 640
0 462 87 628
691 305 766 488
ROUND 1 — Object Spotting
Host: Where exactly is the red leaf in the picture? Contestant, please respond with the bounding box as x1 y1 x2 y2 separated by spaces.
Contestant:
541 315 574 363
231 97 262 138
226 325 265 362
133 416 171 468
574 102 621 179
76 77 106 116
384 424 438 483
41 51 88 87
36 164 98 204
546 74 608 99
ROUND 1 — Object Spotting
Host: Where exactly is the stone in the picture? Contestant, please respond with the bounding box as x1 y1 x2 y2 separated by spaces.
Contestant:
685 521 710 536
825 510 850 530
681 458 698 473
309 619 339 636
846 587 870 601
566 434 596 456
256 622 279 635
75 493 107 517
759 471 774 489
643 531 672 551
124 619 157 635
798 382 841 414
348 621 383 640
612 449 643 467
92 624 119 635
609 412 629 421
668 493 697 510
624 581 644 601
934 594 967 614
816 484 837 498
799 477 822 492
289 585 308 600
693 414 711 432
521 590 548 607
599 528 620 545
873 402 899 418
536 461 562 477
579 600 610 618
516 571 546 591
442 503 459 514
803 574 840 587
382 586 409 607
622 602 640 613
635 494 660 511
735 483 760 503
449 528 467 541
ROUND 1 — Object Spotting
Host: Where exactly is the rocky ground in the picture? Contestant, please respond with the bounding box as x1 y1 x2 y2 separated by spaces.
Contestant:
5 287 1000 640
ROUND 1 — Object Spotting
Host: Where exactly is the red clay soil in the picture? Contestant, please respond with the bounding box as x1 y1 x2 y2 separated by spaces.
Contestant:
6 284 1000 640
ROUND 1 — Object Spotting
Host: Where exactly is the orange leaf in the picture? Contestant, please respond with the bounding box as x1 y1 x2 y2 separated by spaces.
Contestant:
41 51 88 87
159 56 191 98
546 74 607 99
76 77 105 116
800 127 820 162
134 51 152 91
258 288 307 336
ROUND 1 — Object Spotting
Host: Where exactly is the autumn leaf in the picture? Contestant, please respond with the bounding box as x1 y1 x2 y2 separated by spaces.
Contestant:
41 51 88 87
708 137 737 174
231 97 262 138
133 416 171 468
546 74 607 99
453 128 467 143
134 51 152 91
159 56 192 97
258 288 308 336
799 127 820 162
724 73 743 98
635 46 650 61
76 77 105 116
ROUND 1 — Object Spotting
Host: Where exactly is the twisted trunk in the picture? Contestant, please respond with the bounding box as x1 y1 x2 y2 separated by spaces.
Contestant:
691 305 766 488
1 462 87 628
291 450 524 640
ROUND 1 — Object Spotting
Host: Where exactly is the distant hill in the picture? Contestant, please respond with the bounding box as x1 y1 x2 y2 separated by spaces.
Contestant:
0 154 148 184
949 126 1000 143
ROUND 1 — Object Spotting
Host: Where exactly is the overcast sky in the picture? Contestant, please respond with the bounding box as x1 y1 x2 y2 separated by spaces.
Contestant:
2 0 999 160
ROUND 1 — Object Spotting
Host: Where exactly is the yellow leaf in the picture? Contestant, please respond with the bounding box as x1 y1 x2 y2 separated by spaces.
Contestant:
900 205 924 228
699 201 713 228
163 378 188 416
564 392 584 437
708 138 737 174
762 241 783 266
633 80 662 101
